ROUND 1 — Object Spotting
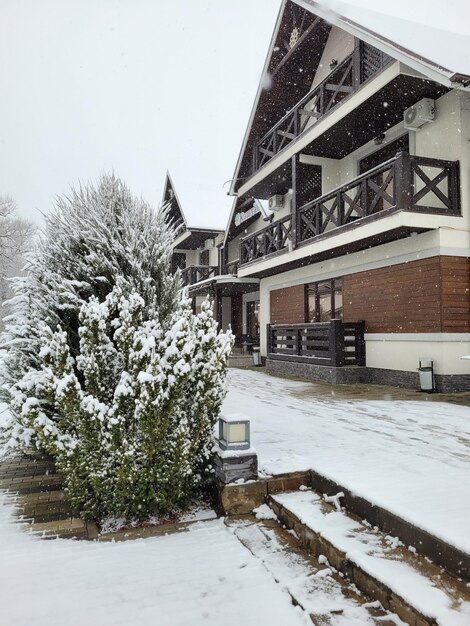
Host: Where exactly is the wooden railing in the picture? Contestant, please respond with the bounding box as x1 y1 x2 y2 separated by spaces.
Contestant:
239 153 460 266
267 320 365 367
297 152 460 245
253 42 392 172
224 259 239 276
181 265 218 286
240 215 292 265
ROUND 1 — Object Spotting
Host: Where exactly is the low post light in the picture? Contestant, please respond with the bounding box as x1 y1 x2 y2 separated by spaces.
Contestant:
218 414 250 451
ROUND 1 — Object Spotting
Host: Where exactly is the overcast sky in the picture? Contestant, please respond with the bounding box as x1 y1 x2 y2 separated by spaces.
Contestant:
0 0 279 229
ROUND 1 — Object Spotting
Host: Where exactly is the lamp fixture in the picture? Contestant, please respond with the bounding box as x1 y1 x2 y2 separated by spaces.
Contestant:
374 133 386 145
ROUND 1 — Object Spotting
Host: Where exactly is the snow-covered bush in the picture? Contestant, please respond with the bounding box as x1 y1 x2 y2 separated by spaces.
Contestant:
0 175 233 519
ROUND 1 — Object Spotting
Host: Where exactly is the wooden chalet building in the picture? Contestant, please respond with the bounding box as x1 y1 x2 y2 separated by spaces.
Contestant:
224 0 470 391
162 172 224 301
162 174 259 335
171 1 470 391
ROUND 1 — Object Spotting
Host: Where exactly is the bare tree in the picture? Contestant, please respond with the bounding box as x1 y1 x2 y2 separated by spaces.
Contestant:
0 195 34 278
0 196 35 330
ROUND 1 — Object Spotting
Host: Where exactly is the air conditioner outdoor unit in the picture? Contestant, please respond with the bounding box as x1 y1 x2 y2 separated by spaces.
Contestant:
204 238 215 249
404 98 435 130
268 194 285 211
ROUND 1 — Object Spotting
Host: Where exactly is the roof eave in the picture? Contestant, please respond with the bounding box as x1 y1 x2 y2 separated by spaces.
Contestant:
294 0 470 90
229 0 288 197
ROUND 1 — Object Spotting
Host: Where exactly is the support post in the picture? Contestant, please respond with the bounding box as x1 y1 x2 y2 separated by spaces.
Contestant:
394 152 412 211
330 319 345 367
291 155 298 249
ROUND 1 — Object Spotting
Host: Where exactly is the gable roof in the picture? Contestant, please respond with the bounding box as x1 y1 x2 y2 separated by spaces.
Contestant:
296 0 470 86
160 172 224 249
161 171 187 235
229 0 470 197
229 0 331 196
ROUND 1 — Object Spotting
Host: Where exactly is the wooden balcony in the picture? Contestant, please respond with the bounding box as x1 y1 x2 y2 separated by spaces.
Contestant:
253 42 392 173
181 265 218 286
267 320 365 367
223 259 240 276
240 152 460 267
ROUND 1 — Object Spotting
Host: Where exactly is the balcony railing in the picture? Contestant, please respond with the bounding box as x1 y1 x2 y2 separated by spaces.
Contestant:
267 320 365 367
240 153 460 266
253 42 392 173
240 215 292 266
224 259 240 276
181 265 218 287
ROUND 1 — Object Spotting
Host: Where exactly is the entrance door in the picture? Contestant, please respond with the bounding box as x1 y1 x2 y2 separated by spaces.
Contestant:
246 301 260 339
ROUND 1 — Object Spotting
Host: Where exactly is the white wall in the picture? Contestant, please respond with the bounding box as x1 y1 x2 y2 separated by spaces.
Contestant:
311 27 355 90
365 334 470 375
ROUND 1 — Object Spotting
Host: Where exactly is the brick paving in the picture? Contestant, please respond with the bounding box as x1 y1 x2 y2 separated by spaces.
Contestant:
0 454 90 539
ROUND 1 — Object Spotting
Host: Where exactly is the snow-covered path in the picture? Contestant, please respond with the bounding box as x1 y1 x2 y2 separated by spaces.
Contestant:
0 493 308 626
222 369 470 555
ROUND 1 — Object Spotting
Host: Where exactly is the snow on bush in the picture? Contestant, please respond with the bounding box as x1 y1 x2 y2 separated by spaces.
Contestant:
0 174 233 519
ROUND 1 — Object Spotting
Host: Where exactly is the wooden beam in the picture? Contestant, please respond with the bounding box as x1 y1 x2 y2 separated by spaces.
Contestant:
271 17 321 78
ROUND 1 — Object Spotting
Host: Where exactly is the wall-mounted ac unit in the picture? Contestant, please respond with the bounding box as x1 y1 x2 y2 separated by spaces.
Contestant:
404 98 435 130
268 194 285 211
204 238 215 250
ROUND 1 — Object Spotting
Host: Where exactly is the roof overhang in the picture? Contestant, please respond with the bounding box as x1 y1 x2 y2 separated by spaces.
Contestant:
294 0 470 89
188 275 260 296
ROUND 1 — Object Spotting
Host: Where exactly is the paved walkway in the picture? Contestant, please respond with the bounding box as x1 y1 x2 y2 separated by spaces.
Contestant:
222 368 470 555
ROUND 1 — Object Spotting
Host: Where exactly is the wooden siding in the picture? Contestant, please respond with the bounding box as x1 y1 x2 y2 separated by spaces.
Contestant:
440 256 470 332
270 285 306 324
343 256 470 333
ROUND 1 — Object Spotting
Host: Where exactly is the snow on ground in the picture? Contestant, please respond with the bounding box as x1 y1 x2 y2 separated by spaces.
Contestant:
273 490 470 626
222 369 470 555
0 493 308 626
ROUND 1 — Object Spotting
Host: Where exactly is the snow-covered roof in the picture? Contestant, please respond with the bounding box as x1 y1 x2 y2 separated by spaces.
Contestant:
296 0 470 85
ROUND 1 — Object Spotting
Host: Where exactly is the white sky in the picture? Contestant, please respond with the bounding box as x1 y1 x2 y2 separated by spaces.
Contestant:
0 0 279 229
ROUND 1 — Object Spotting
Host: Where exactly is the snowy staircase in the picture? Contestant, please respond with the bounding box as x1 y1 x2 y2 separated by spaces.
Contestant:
228 511 401 625
0 455 93 539
264 489 470 626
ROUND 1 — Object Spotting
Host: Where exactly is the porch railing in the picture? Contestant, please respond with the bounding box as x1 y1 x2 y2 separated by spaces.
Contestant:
253 42 392 172
240 215 292 265
267 320 365 367
224 259 239 276
240 153 460 266
181 265 218 286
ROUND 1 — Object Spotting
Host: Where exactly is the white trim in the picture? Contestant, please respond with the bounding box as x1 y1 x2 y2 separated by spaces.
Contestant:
294 0 470 88
365 333 470 342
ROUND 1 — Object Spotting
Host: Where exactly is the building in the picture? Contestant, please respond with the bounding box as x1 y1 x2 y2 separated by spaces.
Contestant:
175 1 470 391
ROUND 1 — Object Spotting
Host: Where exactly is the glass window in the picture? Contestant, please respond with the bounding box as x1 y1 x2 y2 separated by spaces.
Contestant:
306 278 343 322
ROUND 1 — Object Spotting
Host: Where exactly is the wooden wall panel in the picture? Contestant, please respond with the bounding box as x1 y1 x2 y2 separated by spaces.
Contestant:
440 256 470 332
343 257 442 333
343 256 470 333
270 285 306 324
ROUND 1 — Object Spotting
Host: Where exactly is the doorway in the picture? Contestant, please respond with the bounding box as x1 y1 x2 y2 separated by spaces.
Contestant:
246 301 260 339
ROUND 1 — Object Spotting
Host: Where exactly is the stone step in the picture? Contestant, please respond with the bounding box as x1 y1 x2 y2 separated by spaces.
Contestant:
16 490 75 522
228 512 399 625
28 517 88 539
269 489 470 626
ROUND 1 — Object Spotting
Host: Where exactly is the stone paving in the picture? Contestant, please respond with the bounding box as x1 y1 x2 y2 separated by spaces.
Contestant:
0 454 90 539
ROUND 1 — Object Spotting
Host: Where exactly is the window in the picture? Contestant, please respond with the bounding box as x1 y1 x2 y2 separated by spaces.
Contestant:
307 278 342 322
